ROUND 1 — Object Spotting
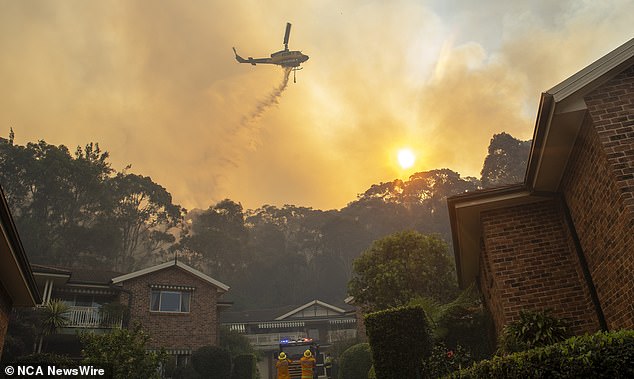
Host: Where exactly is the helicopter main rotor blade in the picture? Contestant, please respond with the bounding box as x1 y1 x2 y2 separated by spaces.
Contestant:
283 22 292 48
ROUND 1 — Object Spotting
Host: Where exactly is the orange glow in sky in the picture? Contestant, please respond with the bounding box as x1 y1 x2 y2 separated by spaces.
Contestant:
0 1 632 210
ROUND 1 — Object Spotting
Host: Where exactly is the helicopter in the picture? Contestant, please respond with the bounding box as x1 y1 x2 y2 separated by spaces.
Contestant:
233 23 309 83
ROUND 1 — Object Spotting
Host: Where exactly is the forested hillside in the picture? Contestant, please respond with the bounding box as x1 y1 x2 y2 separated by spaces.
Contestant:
0 131 529 309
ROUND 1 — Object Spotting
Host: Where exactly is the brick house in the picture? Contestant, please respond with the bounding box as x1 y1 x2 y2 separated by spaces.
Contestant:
220 299 356 379
448 38 634 335
0 187 40 359
25 259 230 363
111 260 231 360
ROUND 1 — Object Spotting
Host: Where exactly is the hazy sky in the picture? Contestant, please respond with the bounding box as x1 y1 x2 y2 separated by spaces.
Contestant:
1 0 632 211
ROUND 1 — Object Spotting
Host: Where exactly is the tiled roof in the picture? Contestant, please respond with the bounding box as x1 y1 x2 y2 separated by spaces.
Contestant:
31 264 123 285
30 264 72 276
220 305 297 323
68 268 124 285
220 300 355 324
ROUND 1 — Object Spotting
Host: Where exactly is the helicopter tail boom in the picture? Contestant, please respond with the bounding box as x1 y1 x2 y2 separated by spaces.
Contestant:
232 47 253 65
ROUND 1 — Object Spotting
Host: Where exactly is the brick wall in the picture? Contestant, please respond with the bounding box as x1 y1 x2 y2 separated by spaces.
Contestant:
478 235 506 335
560 66 634 329
0 284 12 358
479 199 599 335
118 265 220 351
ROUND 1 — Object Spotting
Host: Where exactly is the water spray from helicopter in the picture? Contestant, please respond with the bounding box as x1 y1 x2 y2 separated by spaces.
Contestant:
233 22 309 148
240 66 292 128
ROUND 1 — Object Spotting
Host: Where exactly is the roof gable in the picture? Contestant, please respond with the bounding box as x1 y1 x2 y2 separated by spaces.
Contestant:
547 38 634 103
448 38 634 288
111 260 229 292
275 300 347 320
528 38 634 193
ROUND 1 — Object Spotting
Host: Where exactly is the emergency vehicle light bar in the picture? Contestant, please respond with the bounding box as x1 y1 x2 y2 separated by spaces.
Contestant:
280 337 313 344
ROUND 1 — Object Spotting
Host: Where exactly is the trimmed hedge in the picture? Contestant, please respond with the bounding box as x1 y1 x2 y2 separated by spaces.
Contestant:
232 354 256 379
192 345 232 378
452 329 634 378
365 305 432 379
337 343 372 379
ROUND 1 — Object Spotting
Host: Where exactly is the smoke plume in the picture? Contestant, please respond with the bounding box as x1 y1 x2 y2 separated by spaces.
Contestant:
1 1 632 210
241 67 293 127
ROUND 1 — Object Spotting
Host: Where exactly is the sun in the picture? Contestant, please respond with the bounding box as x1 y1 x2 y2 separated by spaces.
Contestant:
397 148 416 169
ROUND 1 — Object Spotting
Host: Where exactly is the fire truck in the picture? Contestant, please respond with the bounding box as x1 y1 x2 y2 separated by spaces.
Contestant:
277 338 325 379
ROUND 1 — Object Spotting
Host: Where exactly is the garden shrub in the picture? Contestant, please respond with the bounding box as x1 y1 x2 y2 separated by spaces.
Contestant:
81 324 166 379
423 342 472 378
365 305 432 379
99 302 130 327
452 329 634 378
191 345 232 378
9 353 76 379
498 309 568 354
168 364 201 379
12 352 76 367
337 343 372 379
232 354 256 379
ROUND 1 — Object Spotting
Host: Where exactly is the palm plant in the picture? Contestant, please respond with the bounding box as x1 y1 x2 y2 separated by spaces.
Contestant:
35 299 70 353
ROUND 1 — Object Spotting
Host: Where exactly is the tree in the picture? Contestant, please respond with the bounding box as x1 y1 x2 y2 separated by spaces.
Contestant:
348 231 458 311
1 308 40 363
219 326 258 359
178 199 248 279
81 323 167 379
109 172 182 270
348 169 480 243
480 132 531 187
0 139 114 264
191 345 232 378
0 135 183 270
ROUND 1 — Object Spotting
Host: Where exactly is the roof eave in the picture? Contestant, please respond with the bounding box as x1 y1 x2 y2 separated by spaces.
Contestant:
0 186 41 306
448 38 634 289
112 260 230 292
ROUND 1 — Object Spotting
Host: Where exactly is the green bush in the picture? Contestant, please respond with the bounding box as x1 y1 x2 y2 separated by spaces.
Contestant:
81 324 166 379
99 302 130 327
168 364 201 379
191 345 232 378
219 326 258 359
498 309 569 354
337 343 372 379
365 305 432 379
232 354 256 379
10 353 76 378
452 329 634 378
12 352 76 367
423 342 472 378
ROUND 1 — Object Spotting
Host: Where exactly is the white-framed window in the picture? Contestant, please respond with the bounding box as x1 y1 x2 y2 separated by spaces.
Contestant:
150 290 191 313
